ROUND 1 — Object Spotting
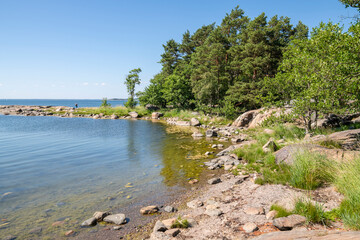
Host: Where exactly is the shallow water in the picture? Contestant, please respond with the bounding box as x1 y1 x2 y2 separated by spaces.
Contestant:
0 115 218 239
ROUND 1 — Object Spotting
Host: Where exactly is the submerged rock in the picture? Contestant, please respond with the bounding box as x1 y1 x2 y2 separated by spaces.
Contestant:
103 214 127 225
81 217 97 227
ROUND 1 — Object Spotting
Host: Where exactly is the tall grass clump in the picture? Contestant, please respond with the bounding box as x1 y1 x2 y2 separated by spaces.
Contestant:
335 158 360 229
294 198 328 225
290 151 334 190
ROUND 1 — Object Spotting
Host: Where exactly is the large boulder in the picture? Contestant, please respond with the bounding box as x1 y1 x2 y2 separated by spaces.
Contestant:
128 112 139 118
275 144 360 165
327 129 360 150
232 109 261 128
232 108 293 128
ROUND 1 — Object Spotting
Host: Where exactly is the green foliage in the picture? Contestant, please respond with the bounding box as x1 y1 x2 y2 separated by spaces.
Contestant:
335 157 360 229
290 152 333 190
140 6 306 113
270 204 293 218
171 217 190 229
339 0 360 11
267 22 360 132
294 199 328 225
100 98 111 108
124 68 141 108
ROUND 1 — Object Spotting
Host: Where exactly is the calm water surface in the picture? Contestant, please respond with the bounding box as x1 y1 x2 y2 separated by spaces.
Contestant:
0 115 216 239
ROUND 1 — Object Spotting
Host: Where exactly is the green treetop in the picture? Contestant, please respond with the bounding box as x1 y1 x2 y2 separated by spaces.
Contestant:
124 68 141 108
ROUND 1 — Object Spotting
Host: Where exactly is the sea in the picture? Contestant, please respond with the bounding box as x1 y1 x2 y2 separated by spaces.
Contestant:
0 99 216 239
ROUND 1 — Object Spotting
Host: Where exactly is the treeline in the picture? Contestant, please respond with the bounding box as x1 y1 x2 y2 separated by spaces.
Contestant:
138 3 360 126
137 6 309 118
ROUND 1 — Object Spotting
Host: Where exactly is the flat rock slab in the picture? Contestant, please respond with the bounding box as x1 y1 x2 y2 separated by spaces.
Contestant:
273 214 306 230
103 214 127 225
252 230 360 240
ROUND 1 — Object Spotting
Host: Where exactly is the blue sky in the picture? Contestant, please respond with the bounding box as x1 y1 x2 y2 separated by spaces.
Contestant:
0 0 358 99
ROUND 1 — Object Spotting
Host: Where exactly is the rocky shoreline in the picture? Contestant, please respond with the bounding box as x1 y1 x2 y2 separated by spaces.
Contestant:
2 105 360 240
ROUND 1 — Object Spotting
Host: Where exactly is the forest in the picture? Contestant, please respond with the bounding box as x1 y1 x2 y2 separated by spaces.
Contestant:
136 0 360 122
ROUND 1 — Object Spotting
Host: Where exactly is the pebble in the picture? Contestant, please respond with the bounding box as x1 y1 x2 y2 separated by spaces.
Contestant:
164 206 177 213
244 207 265 215
208 177 221 185
65 230 75 236
243 222 258 233
187 200 204 209
266 210 278 220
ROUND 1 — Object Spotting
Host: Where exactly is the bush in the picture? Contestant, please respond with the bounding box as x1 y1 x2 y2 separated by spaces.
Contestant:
290 151 333 190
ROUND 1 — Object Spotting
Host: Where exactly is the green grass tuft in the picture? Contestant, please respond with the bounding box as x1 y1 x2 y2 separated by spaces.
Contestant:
270 204 293 218
294 198 328 225
171 216 190 229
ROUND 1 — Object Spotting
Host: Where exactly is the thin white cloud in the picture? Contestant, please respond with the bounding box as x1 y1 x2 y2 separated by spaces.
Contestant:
101 82 106 86
83 82 89 86
0 83 3 87
94 83 99 86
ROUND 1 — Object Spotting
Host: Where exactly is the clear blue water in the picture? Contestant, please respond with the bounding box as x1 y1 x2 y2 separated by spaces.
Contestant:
0 113 213 239
0 99 126 108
